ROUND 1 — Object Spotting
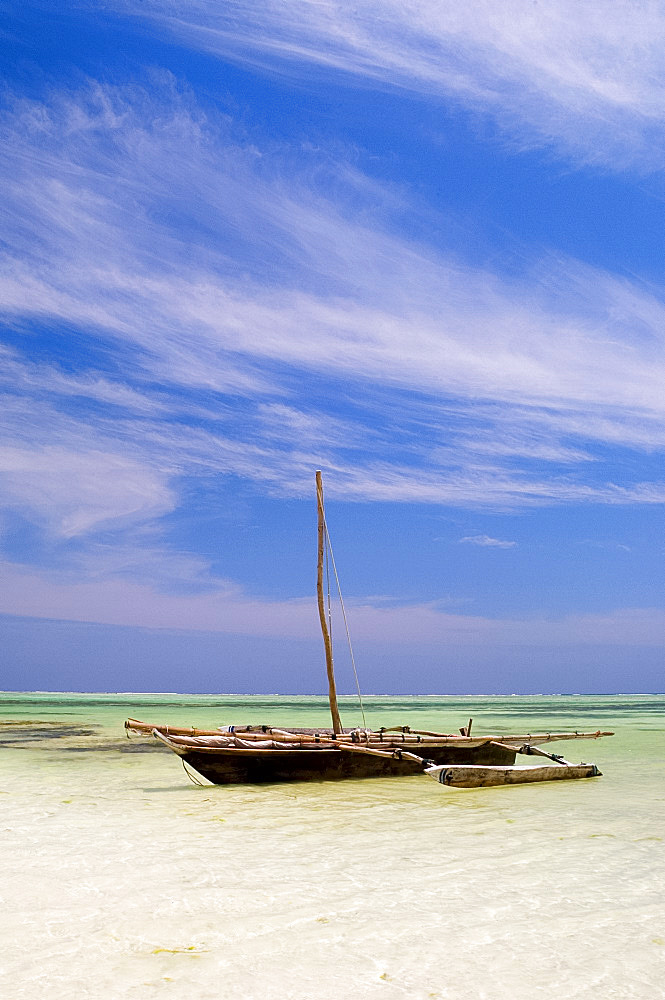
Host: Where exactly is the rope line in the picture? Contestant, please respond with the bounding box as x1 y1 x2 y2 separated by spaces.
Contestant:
322 514 366 728
324 525 333 649
182 759 206 785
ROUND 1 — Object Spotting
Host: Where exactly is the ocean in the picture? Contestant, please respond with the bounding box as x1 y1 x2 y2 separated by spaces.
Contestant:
1 692 663 999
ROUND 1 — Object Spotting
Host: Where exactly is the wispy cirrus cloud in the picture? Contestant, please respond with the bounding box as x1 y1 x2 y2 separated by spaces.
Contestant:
0 441 174 538
2 78 665 584
109 0 665 171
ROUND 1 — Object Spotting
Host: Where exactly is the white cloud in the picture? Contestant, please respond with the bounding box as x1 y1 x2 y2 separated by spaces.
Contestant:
0 558 663 647
0 345 165 415
113 0 665 171
0 441 174 537
459 535 516 549
578 539 632 553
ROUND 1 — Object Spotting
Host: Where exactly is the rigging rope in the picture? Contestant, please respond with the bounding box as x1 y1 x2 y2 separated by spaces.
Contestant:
322 515 367 728
324 525 333 650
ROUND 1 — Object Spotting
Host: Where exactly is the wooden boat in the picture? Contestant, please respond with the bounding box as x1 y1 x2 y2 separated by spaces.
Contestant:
125 472 612 787
124 722 611 785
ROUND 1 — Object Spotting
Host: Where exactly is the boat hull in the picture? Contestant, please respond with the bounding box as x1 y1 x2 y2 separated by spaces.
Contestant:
175 742 517 785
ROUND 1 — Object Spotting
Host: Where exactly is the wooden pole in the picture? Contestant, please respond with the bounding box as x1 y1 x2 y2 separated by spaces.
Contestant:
338 743 426 765
316 471 343 735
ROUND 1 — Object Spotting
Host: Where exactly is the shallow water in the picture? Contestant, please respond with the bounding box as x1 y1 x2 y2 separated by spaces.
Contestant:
1 692 663 999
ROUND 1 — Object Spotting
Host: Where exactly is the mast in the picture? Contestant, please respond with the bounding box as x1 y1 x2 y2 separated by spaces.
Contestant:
316 470 343 735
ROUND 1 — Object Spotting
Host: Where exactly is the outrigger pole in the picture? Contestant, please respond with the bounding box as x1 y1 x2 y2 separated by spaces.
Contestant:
316 470 343 735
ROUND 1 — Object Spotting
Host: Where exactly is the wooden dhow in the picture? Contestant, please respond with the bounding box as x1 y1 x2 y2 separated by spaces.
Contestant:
125 472 612 788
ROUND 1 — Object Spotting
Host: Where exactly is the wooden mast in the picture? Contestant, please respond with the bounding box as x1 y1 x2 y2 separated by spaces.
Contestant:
316 470 343 735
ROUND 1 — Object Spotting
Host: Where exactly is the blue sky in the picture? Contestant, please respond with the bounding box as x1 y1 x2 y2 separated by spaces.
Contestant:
1 1 664 694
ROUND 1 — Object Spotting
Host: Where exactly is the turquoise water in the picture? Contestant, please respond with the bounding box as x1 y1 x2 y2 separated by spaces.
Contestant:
1 693 663 998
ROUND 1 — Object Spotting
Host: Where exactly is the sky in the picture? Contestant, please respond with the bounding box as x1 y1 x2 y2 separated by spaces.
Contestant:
1 1 664 695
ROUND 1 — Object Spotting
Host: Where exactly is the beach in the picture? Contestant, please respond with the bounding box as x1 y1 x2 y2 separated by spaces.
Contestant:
1 692 663 999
